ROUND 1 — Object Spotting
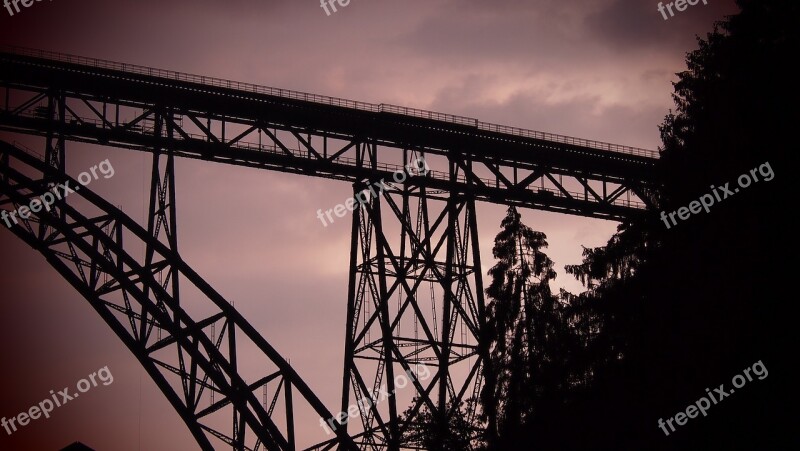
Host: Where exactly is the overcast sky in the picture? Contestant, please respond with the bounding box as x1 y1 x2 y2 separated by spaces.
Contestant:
0 1 739 449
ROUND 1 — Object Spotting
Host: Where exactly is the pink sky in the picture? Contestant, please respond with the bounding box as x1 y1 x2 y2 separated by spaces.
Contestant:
0 0 739 449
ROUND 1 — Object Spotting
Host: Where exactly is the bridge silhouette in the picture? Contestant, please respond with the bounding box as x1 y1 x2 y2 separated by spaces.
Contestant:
0 48 659 450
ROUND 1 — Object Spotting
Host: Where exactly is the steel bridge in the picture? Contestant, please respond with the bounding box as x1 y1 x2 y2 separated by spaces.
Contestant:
0 47 659 450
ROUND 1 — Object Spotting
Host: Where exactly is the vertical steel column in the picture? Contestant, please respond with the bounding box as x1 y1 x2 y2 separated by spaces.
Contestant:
143 109 180 344
44 91 65 173
41 90 66 238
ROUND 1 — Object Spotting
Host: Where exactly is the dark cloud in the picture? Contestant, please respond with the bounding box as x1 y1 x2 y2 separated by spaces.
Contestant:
585 0 740 52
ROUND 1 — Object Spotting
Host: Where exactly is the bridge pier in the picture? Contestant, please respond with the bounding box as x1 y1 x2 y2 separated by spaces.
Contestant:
341 155 487 449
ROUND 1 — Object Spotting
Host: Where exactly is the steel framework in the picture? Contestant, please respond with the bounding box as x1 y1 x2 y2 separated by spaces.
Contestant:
0 48 661 450
336 150 487 449
0 141 360 450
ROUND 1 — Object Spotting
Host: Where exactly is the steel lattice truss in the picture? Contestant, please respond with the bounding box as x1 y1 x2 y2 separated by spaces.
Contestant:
0 48 662 451
0 141 359 451
0 49 659 222
337 149 487 449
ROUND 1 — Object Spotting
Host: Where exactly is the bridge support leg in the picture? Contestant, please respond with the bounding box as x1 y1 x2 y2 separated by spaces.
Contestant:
44 91 65 173
341 156 486 449
41 91 66 237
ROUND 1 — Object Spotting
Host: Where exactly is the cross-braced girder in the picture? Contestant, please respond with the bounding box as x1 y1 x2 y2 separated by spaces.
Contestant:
0 49 660 222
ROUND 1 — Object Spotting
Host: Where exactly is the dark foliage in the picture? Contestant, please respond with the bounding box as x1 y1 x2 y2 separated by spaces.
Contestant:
413 1 797 449
527 1 798 449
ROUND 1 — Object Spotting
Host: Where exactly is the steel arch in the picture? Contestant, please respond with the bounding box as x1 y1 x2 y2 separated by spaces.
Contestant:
0 140 359 451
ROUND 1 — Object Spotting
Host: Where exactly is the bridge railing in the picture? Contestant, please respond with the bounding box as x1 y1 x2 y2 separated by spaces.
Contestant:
1 46 659 159
476 122 658 158
378 103 479 127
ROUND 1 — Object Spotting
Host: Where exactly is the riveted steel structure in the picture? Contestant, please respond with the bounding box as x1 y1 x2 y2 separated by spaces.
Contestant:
0 48 660 450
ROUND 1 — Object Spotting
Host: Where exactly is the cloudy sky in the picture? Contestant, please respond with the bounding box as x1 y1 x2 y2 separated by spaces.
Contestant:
0 0 739 449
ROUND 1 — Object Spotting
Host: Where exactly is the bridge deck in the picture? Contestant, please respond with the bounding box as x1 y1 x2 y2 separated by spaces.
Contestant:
0 47 660 220
2 46 657 159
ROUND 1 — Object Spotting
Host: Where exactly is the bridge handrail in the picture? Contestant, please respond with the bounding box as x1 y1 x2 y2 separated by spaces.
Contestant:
1 46 659 159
